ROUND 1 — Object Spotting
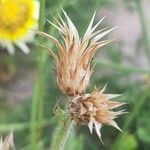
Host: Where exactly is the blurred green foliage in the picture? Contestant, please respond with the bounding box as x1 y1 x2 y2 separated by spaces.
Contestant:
112 133 138 150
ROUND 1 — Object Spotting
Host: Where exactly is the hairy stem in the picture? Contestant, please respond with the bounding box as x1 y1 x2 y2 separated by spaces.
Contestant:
51 113 73 150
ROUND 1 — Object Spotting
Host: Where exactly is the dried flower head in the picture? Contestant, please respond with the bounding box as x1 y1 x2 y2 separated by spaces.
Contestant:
69 85 126 142
35 10 115 96
0 133 15 150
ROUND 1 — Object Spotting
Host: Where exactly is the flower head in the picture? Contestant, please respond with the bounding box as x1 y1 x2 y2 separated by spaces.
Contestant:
69 85 126 142
0 0 39 54
0 133 15 150
36 10 115 96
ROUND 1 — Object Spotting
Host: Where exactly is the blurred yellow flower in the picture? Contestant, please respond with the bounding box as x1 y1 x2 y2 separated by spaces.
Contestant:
0 0 39 54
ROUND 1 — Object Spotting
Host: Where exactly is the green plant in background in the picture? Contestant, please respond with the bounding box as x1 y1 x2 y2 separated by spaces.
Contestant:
112 133 137 150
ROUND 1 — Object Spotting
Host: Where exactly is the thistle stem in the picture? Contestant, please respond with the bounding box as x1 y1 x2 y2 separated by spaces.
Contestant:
50 114 73 150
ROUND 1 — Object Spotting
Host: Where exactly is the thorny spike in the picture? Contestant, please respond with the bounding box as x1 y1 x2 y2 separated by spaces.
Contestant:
33 28 65 59
94 122 104 144
105 94 122 99
88 121 94 134
83 11 97 41
35 43 58 62
62 9 80 42
100 83 107 93
32 28 64 50
92 26 117 43
45 17 64 33
110 121 123 132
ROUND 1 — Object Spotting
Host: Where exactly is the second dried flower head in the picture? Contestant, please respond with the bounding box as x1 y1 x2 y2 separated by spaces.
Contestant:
69 86 126 142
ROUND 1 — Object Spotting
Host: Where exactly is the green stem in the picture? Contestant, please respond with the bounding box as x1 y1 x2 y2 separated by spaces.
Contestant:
30 0 46 149
135 0 150 62
51 114 73 150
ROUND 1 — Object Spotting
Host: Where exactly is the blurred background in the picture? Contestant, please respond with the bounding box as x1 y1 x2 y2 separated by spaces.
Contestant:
0 0 150 149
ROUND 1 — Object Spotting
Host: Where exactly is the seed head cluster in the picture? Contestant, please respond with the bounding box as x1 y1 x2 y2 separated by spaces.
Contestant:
37 10 126 142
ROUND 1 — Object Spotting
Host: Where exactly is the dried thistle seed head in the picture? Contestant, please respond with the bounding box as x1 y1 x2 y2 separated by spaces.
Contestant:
69 85 126 142
35 10 115 96
0 133 15 150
